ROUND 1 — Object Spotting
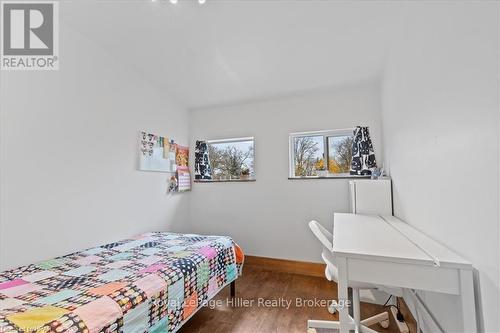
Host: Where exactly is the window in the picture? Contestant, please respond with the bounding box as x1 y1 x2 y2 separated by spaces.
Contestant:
206 137 255 181
289 129 355 178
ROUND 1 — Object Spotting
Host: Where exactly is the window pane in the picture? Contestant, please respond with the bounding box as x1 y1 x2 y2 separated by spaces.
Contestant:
208 140 254 180
327 135 353 174
293 136 325 177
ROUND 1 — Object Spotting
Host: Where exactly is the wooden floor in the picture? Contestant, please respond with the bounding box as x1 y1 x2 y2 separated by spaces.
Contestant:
179 265 403 333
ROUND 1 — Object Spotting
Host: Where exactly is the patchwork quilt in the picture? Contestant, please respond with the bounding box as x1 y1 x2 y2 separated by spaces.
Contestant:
0 232 244 333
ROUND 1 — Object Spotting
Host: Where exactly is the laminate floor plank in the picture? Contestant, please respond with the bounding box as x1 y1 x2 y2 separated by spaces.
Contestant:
179 266 403 333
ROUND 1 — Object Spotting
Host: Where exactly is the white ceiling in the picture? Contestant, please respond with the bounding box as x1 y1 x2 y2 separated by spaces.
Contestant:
63 0 401 109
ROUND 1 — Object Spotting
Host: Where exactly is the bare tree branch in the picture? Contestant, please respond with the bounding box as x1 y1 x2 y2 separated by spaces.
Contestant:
209 145 253 179
294 137 320 176
330 137 353 173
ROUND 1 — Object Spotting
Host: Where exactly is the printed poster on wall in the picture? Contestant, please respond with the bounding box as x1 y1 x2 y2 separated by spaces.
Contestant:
166 145 191 193
177 166 191 192
175 145 189 168
139 131 176 172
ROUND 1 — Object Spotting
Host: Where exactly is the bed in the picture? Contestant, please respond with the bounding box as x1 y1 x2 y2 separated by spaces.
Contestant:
0 232 244 333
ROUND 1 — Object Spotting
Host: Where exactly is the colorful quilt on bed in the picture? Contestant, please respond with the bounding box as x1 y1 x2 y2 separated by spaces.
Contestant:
0 232 244 333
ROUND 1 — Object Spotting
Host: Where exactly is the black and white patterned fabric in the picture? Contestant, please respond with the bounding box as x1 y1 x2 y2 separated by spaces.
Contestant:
350 126 377 175
194 140 212 180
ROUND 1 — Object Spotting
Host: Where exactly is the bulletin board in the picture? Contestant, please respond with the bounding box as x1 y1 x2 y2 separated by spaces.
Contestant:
139 131 191 193
139 131 176 173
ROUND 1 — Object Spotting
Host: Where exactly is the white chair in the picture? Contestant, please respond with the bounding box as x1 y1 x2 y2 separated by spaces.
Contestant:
307 220 393 333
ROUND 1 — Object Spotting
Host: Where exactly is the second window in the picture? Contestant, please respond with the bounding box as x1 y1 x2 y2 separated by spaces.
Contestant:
289 129 354 178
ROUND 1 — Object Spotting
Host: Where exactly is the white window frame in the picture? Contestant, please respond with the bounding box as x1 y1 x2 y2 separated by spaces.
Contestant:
288 128 356 179
202 136 255 182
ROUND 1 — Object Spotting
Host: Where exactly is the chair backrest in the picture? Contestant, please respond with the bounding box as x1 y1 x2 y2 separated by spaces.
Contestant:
309 220 336 281
308 220 333 251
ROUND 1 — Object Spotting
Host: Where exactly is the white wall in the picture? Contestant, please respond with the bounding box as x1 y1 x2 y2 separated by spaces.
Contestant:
0 20 190 270
381 2 499 332
189 83 383 262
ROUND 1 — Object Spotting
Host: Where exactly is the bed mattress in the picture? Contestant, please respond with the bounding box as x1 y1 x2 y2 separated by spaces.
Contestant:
0 232 244 333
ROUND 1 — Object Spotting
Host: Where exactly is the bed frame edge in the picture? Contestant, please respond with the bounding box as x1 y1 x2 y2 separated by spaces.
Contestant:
230 280 236 298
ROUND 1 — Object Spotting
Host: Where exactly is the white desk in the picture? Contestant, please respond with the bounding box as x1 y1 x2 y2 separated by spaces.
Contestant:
333 213 476 333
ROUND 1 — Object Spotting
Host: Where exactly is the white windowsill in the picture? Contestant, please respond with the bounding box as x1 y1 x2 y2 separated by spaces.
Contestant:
194 179 256 183
288 175 371 180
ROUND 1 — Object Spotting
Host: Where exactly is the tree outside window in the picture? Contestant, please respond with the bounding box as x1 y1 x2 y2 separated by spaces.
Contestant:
208 139 254 180
293 136 323 177
290 130 354 178
327 136 353 174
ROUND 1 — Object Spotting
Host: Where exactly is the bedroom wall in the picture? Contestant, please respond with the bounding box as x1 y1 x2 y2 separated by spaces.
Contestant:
188 82 383 262
381 2 499 332
0 21 190 270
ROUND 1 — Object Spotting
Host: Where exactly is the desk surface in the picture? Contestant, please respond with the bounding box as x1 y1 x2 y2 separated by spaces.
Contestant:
332 213 471 269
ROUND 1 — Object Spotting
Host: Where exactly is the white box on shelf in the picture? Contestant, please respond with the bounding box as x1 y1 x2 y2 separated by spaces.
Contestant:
349 178 392 216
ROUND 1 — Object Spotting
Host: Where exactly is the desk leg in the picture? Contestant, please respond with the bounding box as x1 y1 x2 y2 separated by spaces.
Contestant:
337 256 350 333
459 269 477 333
